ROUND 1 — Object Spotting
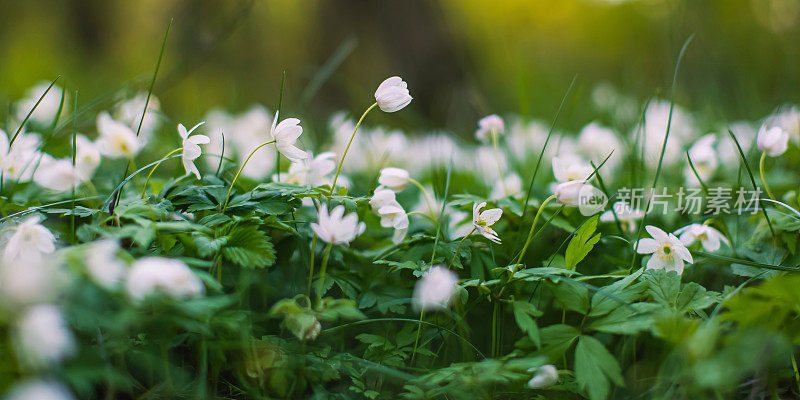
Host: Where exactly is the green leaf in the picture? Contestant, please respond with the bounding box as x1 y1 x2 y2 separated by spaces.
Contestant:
588 303 657 334
220 224 276 269
552 279 590 314
539 324 580 357
512 301 542 347
588 269 645 317
565 215 601 270
574 335 624 400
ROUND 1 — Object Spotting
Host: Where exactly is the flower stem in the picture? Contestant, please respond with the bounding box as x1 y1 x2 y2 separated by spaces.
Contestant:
220 140 276 212
759 150 776 201
408 178 436 220
410 308 425 364
515 194 558 266
450 227 477 267
315 242 333 305
141 147 182 198
307 234 318 295
329 102 378 196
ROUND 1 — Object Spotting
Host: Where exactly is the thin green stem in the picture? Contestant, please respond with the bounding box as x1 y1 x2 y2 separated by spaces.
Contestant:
408 178 436 220
221 140 276 212
329 102 378 196
515 194 557 266
307 234 318 295
141 148 182 198
759 150 776 201
409 309 425 364
450 227 477 267
315 242 333 305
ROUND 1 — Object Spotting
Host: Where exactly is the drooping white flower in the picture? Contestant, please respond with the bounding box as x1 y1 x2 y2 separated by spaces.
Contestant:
378 167 410 192
178 122 210 179
475 114 505 142
33 156 82 192
635 225 693 275
674 223 729 252
600 202 644 232
14 305 75 367
684 134 718 186
96 111 142 159
757 125 789 157
552 155 593 183
369 188 409 243
490 173 523 200
374 76 412 113
14 82 68 127
553 180 587 207
413 265 458 311
75 135 101 181
84 239 127 289
126 257 205 301
311 205 366 246
5 379 75 400
472 202 502 244
270 114 307 162
2 215 55 264
527 364 559 388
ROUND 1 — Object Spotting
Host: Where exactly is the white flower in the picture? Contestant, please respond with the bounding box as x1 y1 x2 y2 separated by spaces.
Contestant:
14 305 75 367
96 111 142 159
635 225 694 275
490 173 522 200
203 106 277 179
374 76 412 113
718 122 756 165
311 205 366 246
275 152 337 188
5 379 75 400
553 180 588 207
448 210 473 241
475 114 505 142
684 134 718 186
85 239 127 289
552 155 593 183
378 167 410 192
600 202 644 232
114 92 162 142
0 256 64 306
3 216 55 264
369 188 409 243
577 122 622 171
0 132 42 182
527 364 559 388
126 257 205 301
270 115 307 162
75 135 101 181
413 265 458 311
178 122 210 179
14 82 68 126
472 202 502 244
637 101 695 167
674 223 730 252
33 156 82 192
757 125 789 156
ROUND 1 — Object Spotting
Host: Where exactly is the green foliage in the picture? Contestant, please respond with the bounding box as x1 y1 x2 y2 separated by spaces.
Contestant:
565 215 601 270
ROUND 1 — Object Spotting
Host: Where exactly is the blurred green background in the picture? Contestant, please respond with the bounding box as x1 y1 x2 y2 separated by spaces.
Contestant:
1 0 799 139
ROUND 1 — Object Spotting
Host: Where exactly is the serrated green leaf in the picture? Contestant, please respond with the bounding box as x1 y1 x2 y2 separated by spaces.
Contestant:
565 215 601 270
575 335 624 400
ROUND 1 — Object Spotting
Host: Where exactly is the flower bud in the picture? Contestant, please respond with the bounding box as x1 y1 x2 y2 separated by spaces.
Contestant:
374 77 412 113
378 167 410 192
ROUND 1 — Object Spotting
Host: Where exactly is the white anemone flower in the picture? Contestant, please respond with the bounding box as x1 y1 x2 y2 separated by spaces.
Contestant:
475 114 505 142
14 305 75 367
96 111 142 159
472 202 502 244
413 265 458 311
635 225 694 275
3 215 55 264
369 188 409 243
552 155 593 183
674 223 729 252
311 205 366 246
378 167 410 192
757 125 789 157
270 114 307 162
114 92 162 142
374 76 412 113
1 132 42 182
600 202 644 232
5 379 75 400
14 82 68 126
75 135 101 181
684 134 718 186
126 257 205 301
84 239 127 289
577 122 622 171
178 122 210 179
528 364 559 388
553 180 590 207
33 156 82 192
490 173 522 200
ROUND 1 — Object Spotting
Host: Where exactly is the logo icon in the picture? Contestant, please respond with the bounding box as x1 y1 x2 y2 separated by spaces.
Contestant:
578 184 608 216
